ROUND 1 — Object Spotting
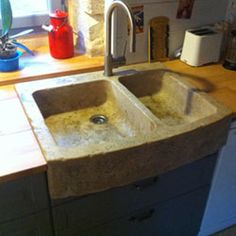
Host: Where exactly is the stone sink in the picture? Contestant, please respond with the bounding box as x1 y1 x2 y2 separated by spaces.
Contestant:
16 62 232 199
119 69 217 126
32 79 155 148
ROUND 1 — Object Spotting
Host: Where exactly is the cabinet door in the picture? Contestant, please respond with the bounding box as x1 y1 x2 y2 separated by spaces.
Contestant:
79 186 209 236
52 154 216 236
0 173 49 223
199 125 236 235
0 210 53 236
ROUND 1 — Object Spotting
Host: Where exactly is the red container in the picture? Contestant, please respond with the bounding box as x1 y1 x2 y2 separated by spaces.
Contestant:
48 10 74 59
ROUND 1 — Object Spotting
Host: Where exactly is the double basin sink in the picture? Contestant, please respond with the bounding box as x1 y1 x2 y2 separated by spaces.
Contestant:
16 63 232 199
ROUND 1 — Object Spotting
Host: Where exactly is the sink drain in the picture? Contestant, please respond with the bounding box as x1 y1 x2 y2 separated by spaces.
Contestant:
90 115 108 125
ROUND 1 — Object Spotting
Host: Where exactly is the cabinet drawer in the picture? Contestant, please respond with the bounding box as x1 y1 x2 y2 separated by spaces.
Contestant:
53 154 216 235
0 173 49 223
0 210 53 236
53 153 216 208
80 186 210 236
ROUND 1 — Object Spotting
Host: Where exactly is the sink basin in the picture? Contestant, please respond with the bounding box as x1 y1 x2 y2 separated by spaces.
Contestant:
16 63 232 199
32 79 154 148
119 70 216 126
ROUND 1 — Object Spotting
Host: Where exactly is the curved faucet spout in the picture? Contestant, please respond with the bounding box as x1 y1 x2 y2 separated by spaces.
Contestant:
104 0 136 76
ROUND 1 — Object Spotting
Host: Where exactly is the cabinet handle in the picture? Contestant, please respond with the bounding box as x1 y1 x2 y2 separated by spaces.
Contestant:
129 208 155 223
134 176 159 191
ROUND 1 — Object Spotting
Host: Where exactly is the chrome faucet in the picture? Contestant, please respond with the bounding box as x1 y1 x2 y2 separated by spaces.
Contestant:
104 0 136 77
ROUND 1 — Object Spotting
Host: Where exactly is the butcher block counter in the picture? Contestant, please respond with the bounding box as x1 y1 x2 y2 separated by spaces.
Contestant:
0 53 235 183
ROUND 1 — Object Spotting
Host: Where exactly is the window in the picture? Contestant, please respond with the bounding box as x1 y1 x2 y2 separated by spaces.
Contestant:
11 0 49 17
9 0 62 29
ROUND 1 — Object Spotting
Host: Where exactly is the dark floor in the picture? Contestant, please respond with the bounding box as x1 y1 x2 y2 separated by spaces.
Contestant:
214 225 236 236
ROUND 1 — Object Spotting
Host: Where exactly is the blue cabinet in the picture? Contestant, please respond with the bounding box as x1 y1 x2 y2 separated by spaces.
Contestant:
52 154 217 236
0 173 53 236
80 187 209 236
0 173 50 224
0 210 53 236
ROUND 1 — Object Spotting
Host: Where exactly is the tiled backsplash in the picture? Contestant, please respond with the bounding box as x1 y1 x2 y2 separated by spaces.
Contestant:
107 0 229 64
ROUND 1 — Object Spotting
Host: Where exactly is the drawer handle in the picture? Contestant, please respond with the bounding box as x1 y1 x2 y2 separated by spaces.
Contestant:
129 208 155 223
134 176 159 191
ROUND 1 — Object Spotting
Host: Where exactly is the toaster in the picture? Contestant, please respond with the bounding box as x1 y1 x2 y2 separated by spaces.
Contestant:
180 27 223 66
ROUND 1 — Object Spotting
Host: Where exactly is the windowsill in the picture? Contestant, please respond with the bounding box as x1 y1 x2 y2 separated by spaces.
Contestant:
0 35 104 86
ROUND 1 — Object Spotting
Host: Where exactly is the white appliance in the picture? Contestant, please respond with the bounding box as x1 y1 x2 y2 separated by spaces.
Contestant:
180 27 223 66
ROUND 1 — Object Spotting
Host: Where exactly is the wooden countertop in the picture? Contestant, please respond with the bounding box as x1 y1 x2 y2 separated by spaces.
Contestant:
0 85 46 183
0 52 236 183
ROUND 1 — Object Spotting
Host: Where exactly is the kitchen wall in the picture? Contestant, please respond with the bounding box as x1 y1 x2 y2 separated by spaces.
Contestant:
106 0 230 64
226 0 236 23
68 0 105 56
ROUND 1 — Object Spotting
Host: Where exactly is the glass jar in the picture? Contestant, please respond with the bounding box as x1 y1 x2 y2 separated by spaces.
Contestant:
223 29 236 70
